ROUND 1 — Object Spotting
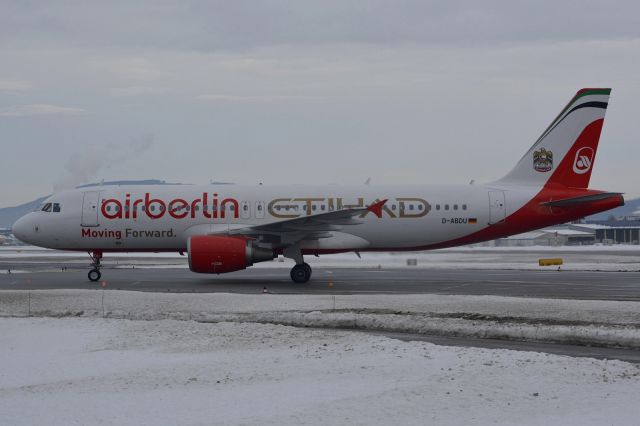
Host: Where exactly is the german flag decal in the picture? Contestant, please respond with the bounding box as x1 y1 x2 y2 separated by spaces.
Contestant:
468 218 478 224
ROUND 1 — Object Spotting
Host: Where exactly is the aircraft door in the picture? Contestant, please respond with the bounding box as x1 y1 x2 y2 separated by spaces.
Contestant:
488 191 506 224
81 191 101 227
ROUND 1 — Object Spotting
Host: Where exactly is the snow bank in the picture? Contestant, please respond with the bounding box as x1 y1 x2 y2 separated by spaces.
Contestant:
1 290 639 349
1 317 639 426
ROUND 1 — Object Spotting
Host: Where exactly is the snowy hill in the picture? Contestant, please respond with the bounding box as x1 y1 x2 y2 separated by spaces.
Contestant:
587 197 640 220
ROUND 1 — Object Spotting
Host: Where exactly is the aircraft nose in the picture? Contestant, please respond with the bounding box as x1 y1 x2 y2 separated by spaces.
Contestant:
12 215 33 244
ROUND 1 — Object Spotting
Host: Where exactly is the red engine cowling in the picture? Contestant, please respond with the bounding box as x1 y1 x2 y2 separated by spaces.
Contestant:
188 235 275 274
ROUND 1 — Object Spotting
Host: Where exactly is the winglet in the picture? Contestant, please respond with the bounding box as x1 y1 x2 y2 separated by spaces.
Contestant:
367 199 388 218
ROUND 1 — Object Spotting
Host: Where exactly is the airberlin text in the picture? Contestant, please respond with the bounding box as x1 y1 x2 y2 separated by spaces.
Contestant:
81 228 175 240
100 193 431 220
101 193 237 220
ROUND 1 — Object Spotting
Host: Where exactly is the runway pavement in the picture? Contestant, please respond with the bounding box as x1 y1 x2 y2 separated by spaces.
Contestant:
2 265 640 301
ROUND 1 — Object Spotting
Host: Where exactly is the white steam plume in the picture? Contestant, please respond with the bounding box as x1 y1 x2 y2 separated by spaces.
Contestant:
53 134 155 192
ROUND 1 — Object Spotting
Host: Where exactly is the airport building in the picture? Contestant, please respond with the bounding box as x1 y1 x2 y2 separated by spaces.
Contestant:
489 220 640 247
493 227 596 247
578 220 640 245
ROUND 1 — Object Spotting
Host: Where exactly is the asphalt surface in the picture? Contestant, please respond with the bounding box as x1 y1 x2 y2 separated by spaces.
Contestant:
2 265 640 301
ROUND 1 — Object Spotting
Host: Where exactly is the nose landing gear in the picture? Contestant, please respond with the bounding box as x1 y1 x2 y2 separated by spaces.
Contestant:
87 250 103 282
88 268 101 282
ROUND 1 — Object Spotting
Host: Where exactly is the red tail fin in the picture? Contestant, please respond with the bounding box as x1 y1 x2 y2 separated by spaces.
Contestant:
544 118 604 189
496 88 610 189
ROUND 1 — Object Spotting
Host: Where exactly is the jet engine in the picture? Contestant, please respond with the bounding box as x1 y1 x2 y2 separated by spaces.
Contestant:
187 235 275 274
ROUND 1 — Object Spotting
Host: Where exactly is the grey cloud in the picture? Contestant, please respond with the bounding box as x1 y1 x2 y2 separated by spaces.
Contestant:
1 2 640 206
1 1 639 51
196 94 320 102
0 104 86 117
109 86 171 97
0 80 32 91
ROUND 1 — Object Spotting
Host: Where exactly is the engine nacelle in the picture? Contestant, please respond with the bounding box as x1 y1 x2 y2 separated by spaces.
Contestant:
187 235 275 274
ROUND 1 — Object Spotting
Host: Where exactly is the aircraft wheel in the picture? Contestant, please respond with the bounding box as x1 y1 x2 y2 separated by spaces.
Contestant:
290 264 311 284
302 262 312 278
88 269 101 282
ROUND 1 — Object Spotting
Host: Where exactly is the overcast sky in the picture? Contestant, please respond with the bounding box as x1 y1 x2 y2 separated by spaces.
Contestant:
2 0 640 206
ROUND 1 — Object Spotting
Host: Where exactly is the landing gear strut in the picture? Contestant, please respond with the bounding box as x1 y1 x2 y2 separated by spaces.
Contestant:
88 250 103 282
290 262 312 284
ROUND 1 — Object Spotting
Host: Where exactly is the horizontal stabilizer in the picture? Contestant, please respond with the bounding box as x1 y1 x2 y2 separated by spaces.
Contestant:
539 192 624 207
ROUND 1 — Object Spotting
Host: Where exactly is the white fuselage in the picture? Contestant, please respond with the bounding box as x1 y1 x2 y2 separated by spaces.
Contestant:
12 183 537 252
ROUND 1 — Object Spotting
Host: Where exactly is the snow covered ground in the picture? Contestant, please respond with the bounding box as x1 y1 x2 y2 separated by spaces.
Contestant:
1 317 639 426
2 290 640 349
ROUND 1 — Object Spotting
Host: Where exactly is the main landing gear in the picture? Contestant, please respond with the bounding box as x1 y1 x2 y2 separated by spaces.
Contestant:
290 262 312 284
284 245 312 284
87 250 103 282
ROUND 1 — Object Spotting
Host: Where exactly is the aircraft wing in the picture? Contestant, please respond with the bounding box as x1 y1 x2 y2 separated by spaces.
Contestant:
234 199 387 234
215 199 388 246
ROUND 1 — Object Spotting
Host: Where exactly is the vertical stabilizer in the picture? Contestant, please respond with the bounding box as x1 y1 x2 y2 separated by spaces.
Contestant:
496 88 610 189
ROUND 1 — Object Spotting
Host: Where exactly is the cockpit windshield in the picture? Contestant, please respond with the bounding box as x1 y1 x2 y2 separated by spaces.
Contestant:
39 202 61 213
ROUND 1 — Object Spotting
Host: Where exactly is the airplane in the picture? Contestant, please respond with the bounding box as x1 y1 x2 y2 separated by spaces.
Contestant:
12 88 624 283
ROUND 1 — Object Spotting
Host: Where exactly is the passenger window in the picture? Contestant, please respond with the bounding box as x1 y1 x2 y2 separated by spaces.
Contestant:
312 205 317 211
321 205 326 211
409 204 414 211
462 204 467 210
256 201 265 219
53 203 61 213
42 203 52 212
436 204 440 210
392 204 396 211
445 204 449 210
453 204 458 211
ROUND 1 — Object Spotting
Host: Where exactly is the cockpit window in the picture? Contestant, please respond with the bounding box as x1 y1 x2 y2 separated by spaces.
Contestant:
53 203 61 213
42 203 52 212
